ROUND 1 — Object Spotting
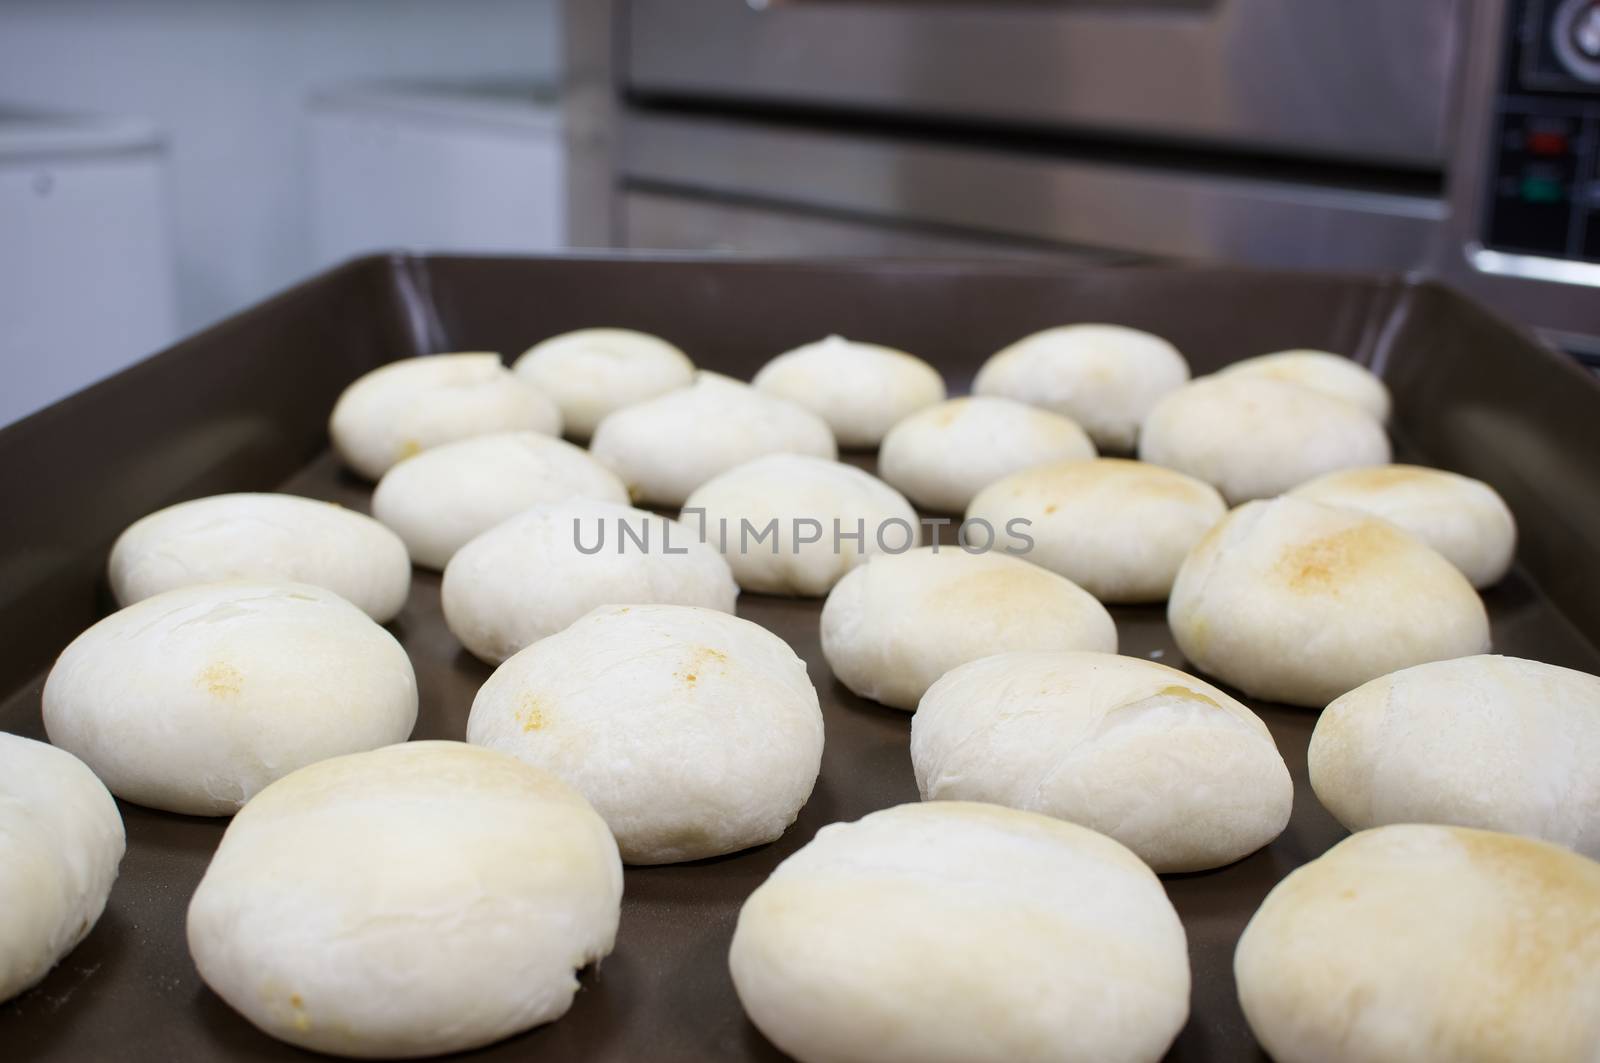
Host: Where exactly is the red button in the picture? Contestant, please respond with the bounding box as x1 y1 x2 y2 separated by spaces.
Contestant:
1528 130 1570 155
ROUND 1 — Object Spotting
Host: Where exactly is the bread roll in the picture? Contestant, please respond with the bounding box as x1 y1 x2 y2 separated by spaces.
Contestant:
468 604 823 864
973 323 1189 452
729 801 1190 1063
43 581 418 815
1310 655 1600 858
187 741 621 1058
1235 824 1600 1063
1168 497 1489 707
589 373 837 507
0 734 124 1004
1289 464 1516 588
1219 348 1391 421
1139 375 1391 504
109 492 411 622
878 396 1095 513
967 458 1226 603
683 454 919 597
512 327 693 441
820 548 1116 711
330 353 561 479
441 499 738 665
371 432 628 570
912 652 1290 872
751 335 946 448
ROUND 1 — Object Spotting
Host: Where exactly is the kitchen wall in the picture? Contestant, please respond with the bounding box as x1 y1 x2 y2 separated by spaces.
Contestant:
0 0 561 333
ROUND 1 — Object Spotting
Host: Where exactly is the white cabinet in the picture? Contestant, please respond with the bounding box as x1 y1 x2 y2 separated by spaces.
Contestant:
309 83 566 269
0 110 178 427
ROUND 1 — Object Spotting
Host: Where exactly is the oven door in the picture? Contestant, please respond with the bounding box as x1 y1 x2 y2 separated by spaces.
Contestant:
624 0 1465 168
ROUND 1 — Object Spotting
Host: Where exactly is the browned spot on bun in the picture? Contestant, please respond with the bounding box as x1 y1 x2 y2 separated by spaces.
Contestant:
676 646 728 686
1120 466 1212 501
1320 465 1433 491
199 662 243 698
934 567 1063 615
1275 521 1408 594
1043 503 1058 515
1154 684 1221 708
1456 828 1600 908
1450 828 1600 1039
518 694 548 732
1020 458 1210 502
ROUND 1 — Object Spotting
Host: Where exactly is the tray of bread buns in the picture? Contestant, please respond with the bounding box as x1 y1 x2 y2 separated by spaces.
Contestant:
2 254 1598 1062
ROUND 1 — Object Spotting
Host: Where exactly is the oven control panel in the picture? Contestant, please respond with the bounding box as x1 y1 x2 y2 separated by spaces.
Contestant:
1483 0 1600 260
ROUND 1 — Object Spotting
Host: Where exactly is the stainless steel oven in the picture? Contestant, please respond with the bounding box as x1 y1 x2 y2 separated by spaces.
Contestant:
578 0 1600 354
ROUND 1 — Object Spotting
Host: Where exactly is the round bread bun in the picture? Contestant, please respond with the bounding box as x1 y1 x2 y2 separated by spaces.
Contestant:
330 353 562 480
1139 375 1391 504
468 604 823 864
967 458 1226 603
589 373 837 507
683 454 919 597
1309 655 1600 858
751 334 946 448
972 323 1190 452
1168 497 1490 707
1288 464 1516 588
0 733 124 1004
187 741 621 1058
912 652 1291 872
820 548 1117 711
729 801 1190 1063
1218 349 1391 421
43 581 418 815
1235 824 1600 1063
512 327 694 441
878 396 1096 514
371 432 628 570
109 492 411 622
441 499 738 665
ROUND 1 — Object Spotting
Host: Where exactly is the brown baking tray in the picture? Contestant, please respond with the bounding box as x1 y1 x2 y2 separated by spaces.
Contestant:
3 255 1599 1062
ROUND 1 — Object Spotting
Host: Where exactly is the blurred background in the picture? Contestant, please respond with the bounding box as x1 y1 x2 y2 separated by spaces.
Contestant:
3 0 1599 426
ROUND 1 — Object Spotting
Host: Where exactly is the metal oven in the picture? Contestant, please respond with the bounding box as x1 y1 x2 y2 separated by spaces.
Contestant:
582 0 1600 357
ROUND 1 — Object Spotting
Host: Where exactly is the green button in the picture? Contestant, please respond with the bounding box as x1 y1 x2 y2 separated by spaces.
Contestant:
1522 176 1566 203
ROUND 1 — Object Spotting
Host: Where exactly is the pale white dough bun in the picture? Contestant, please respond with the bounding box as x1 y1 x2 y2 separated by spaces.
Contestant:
1219 348 1392 421
109 492 411 622
913 652 1291 872
330 353 562 480
512 327 694 441
1289 464 1516 588
729 801 1190 1063
1169 497 1489 707
441 498 738 665
820 548 1116 711
589 373 837 507
1139 375 1391 504
878 396 1095 513
0 734 124 1004
751 335 946 448
1310 655 1600 858
187 741 621 1058
371 432 628 570
967 458 1226 603
1235 824 1600 1063
468 604 823 864
42 581 418 815
683 454 919 597
972 323 1190 452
